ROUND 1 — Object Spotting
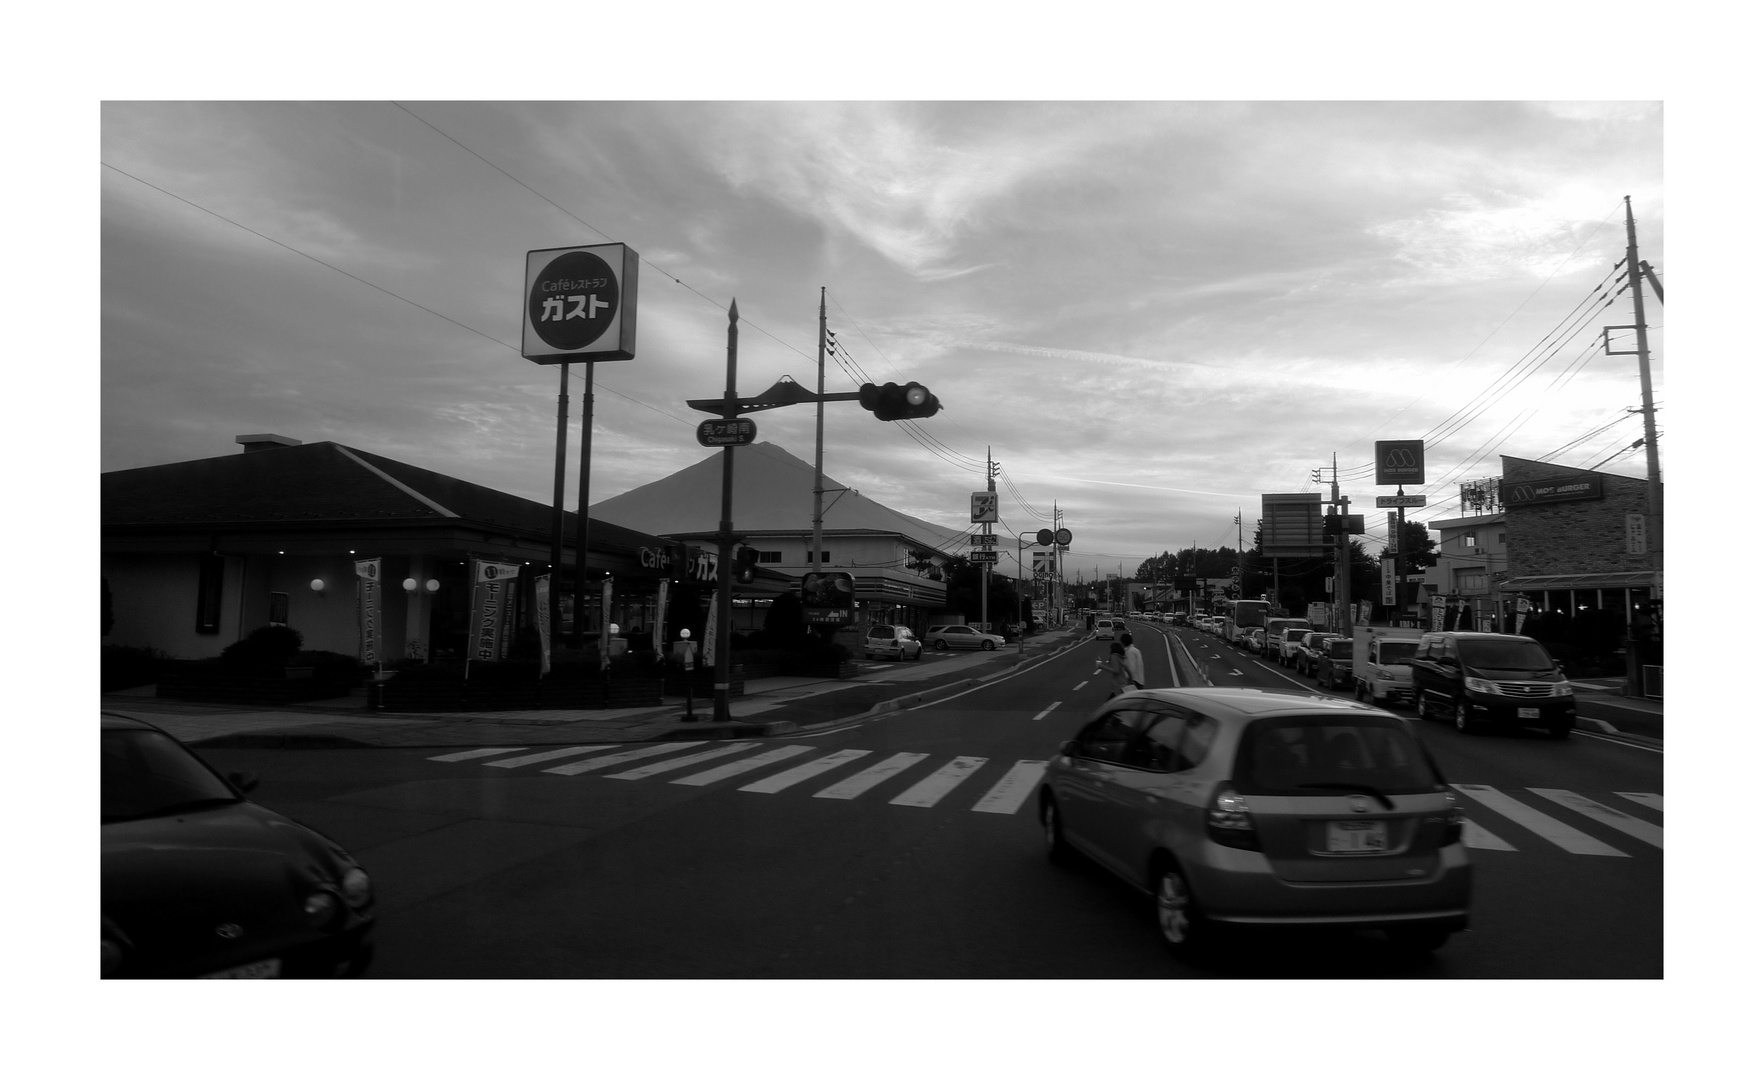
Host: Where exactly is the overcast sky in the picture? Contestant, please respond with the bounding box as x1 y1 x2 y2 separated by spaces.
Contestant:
100 100 1664 573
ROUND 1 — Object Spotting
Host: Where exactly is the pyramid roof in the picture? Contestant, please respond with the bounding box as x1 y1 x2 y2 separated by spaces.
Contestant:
590 442 969 555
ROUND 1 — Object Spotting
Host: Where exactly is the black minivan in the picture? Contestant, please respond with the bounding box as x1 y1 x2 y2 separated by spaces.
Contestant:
1408 632 1576 738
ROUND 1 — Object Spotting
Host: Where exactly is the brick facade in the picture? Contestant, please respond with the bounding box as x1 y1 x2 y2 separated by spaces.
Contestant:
1501 456 1653 579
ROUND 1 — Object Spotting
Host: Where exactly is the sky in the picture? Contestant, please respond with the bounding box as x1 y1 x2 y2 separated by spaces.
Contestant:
99 99 1666 576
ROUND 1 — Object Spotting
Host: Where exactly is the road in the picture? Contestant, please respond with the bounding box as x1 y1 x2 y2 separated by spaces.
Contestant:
199 618 1663 978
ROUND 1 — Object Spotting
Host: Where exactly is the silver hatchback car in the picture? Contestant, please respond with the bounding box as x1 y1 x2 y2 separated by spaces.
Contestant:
1038 687 1470 957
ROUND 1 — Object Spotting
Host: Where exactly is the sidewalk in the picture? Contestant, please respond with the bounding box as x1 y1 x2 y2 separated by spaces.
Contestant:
104 630 1092 751
1566 677 1664 744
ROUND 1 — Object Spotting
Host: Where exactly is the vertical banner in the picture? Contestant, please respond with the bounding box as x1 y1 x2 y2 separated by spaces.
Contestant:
700 587 719 674
354 558 382 671
600 577 615 671
467 558 523 677
534 574 552 676
1380 557 1397 607
652 578 669 656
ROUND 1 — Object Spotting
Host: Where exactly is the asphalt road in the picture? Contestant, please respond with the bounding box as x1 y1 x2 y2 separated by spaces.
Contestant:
199 618 1663 978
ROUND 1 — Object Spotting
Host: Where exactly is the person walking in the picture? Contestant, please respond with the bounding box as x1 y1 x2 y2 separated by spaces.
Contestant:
1121 631 1146 691
1096 639 1128 698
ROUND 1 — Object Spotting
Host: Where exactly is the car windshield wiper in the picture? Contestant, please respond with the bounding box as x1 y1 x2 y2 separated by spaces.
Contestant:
1294 782 1394 809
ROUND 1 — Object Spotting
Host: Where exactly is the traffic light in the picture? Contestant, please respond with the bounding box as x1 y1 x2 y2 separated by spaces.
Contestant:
858 381 941 421
734 546 758 585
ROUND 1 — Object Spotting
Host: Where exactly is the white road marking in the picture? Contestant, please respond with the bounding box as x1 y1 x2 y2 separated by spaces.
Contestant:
1032 702 1062 721
606 742 760 780
1072 681 1089 691
670 745 817 787
1460 821 1517 851
543 742 707 776
739 749 873 793
813 752 929 800
1615 792 1664 811
889 756 987 807
1529 789 1664 849
428 747 530 762
1451 784 1627 856
971 761 1047 815
482 745 617 768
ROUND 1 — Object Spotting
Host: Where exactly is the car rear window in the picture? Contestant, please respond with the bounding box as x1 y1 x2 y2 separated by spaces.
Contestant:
1234 717 1443 797
1379 641 1418 664
1326 640 1353 659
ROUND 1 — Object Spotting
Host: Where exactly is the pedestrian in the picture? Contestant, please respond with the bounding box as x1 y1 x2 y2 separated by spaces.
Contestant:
1121 631 1145 691
1095 639 1128 697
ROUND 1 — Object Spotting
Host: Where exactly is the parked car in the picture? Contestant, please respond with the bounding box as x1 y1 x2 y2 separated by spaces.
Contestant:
1293 631 1333 677
102 712 376 978
1263 618 1313 663
1245 628 1267 653
1408 632 1576 738
1235 625 1262 650
1038 687 1471 957
926 624 1006 651
1093 617 1120 640
862 624 923 661
1315 636 1356 691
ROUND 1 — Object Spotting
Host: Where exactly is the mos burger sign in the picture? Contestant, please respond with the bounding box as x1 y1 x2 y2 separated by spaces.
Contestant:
521 243 639 363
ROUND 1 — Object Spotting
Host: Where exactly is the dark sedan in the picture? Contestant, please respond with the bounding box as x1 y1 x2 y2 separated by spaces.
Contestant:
101 712 375 978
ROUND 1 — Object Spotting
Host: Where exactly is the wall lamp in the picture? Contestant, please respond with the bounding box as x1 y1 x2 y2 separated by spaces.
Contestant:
310 578 327 594
402 578 441 593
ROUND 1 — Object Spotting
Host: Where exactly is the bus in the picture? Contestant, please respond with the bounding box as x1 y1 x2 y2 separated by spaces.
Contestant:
1223 599 1270 644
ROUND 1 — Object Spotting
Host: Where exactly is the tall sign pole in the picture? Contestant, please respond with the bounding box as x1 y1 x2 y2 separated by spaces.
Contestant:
522 242 639 657
714 298 739 724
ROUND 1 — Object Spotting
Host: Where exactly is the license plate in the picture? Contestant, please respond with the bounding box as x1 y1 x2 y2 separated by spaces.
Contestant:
1326 820 1388 852
1518 707 1540 719
199 957 281 979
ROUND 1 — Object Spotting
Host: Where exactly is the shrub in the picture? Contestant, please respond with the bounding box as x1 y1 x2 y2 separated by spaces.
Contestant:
219 624 305 672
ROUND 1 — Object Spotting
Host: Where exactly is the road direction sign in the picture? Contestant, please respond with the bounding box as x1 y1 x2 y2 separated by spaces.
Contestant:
696 417 757 447
971 533 999 546
1376 495 1427 508
970 550 999 564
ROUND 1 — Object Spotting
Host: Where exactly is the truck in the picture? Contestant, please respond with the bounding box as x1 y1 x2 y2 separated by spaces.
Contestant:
1352 625 1424 706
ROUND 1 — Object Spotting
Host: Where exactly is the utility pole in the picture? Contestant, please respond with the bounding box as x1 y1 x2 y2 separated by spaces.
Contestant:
1333 455 1352 633
981 449 995 632
812 287 828 568
1616 195 1665 696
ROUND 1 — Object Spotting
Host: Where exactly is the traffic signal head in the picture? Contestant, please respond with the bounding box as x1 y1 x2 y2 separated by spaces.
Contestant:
735 546 758 584
859 381 941 421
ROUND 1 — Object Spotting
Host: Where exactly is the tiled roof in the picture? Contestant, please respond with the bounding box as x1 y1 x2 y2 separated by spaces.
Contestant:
101 441 662 552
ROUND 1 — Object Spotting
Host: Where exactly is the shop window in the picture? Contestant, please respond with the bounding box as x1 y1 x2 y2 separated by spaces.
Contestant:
758 551 783 564
195 555 224 635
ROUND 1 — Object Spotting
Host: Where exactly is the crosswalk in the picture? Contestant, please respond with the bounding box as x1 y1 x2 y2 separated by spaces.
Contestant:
423 742 1663 852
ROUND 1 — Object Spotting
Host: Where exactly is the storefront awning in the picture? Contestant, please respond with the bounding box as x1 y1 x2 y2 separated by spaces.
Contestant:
1499 572 1657 592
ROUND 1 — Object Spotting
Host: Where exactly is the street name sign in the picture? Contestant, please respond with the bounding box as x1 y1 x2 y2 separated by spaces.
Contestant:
970 551 999 564
696 417 757 447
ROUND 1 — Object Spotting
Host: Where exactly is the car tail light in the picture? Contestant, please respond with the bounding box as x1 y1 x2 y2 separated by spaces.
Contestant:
1207 785 1260 851
1441 793 1464 846
340 867 372 909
